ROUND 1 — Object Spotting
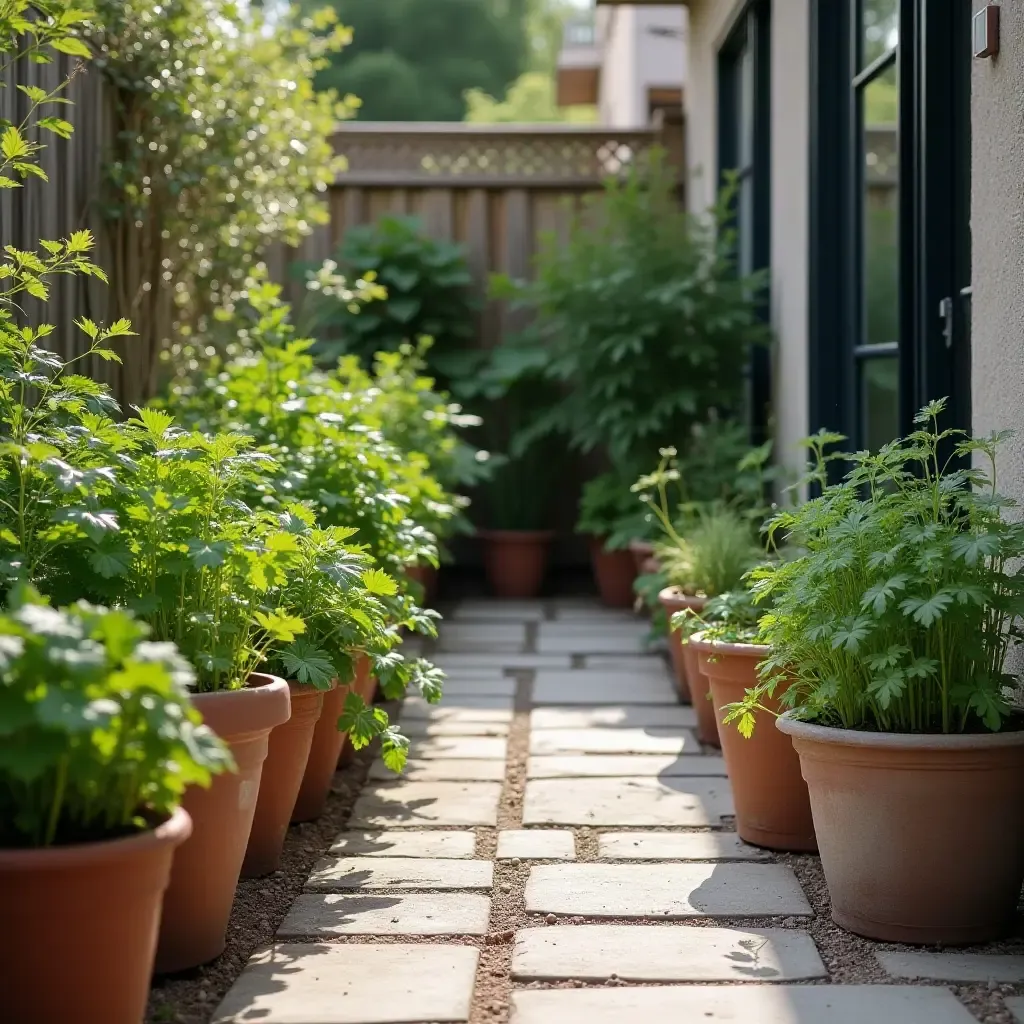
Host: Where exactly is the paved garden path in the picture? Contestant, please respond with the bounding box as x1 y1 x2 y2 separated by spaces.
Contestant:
213 599 1018 1024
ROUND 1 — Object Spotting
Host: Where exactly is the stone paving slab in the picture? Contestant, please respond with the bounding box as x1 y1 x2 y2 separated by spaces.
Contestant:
350 781 501 828
550 601 638 621
508 986 977 1024
401 695 514 719
528 754 728 778
530 705 697 729
536 624 650 656
407 736 509 760
511 924 826 981
524 863 812 918
435 621 526 652
370 758 508 782
279 893 492 937
402 716 510 738
529 726 700 756
877 950 1024 982
307 856 494 891
449 600 547 621
329 830 476 859
434 653 571 670
1006 996 1024 1023
585 655 672 669
532 671 676 706
523 776 734 826
496 829 576 860
433 677 517 698
598 831 769 860
212 943 479 1023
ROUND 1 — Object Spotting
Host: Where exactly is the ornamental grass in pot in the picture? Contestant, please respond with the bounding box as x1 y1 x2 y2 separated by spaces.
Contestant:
0 594 230 1023
687 591 815 852
733 402 1024 943
632 438 773 713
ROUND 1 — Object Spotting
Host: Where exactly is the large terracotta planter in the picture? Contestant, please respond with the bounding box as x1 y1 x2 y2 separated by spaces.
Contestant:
155 673 290 973
681 641 719 747
338 654 375 768
588 536 637 608
695 639 815 852
479 528 555 598
628 538 655 574
242 681 324 877
778 713 1024 943
293 677 349 823
0 806 191 1023
658 587 703 705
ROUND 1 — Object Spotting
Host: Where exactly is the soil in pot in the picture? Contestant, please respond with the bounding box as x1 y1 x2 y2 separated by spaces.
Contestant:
155 673 290 974
588 536 637 608
658 587 703 705
293 676 350 823
479 529 555 599
681 642 720 747
1 806 191 1024
779 714 1024 944
242 681 324 877
695 639 815 852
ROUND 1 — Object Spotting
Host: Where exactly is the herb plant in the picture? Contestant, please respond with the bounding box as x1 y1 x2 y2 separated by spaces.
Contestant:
489 153 770 469
739 400 1024 735
302 216 478 378
0 589 232 848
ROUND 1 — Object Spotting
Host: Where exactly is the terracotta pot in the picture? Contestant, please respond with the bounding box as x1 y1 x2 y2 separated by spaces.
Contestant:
640 555 661 575
0 806 191 1023
778 714 1024 943
292 677 349 823
479 528 555 599
695 639 815 852
628 538 655 574
155 673 290 973
588 536 637 608
682 641 719 747
406 563 439 605
657 587 704 705
338 654 375 768
242 681 324 877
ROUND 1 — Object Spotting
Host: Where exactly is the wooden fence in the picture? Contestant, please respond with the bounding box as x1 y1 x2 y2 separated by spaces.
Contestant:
267 120 683 349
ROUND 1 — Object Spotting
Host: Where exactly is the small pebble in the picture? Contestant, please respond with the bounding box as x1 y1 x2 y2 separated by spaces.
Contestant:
511 858 521 867
545 913 557 924
500 883 512 893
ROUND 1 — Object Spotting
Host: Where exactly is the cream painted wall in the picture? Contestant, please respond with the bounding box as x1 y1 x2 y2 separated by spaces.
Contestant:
971 1 1024 500
598 5 686 127
685 0 810 479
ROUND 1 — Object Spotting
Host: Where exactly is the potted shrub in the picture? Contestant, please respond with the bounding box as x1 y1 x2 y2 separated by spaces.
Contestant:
735 402 1024 943
577 471 651 607
98 412 299 972
0 593 230 1022
685 591 815 852
477 443 558 599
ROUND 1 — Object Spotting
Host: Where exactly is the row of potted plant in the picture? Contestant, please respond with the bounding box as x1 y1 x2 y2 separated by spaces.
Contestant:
631 400 1024 946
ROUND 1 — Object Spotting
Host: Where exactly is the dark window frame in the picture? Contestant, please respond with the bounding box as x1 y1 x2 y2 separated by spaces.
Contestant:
808 0 971 461
717 0 772 445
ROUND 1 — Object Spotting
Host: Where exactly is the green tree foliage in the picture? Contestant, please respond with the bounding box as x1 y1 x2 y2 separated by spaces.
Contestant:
306 0 527 121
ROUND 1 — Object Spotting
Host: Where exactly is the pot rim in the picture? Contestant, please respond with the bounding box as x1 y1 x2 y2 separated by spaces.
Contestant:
477 528 556 542
285 678 327 697
0 804 192 867
659 588 706 611
191 672 292 735
776 710 1024 749
690 633 768 657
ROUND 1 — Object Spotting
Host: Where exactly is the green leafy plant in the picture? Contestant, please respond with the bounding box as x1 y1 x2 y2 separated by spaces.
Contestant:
577 469 653 550
86 0 354 401
734 400 1024 736
0 589 232 848
488 152 771 469
672 588 763 646
302 216 478 379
